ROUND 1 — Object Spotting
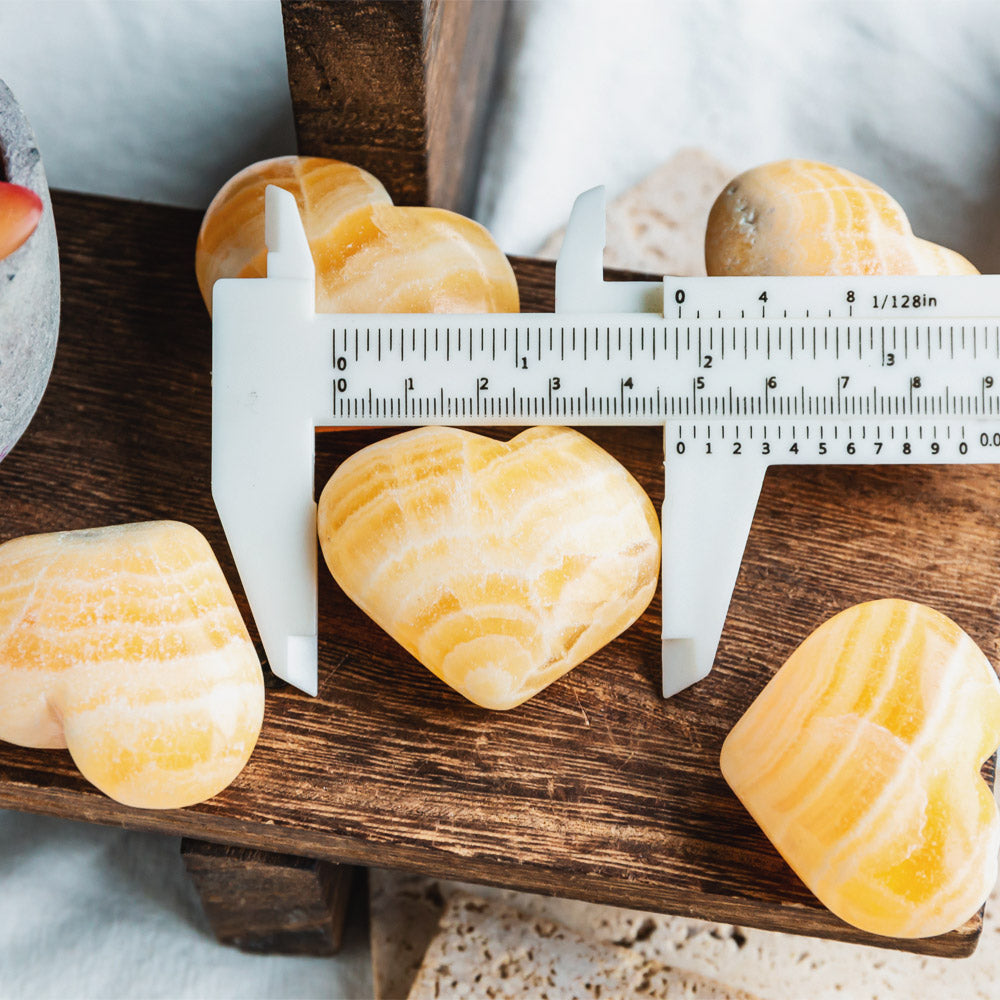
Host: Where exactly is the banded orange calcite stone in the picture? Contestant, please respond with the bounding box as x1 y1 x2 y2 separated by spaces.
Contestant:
317 427 660 710
195 156 519 316
705 159 979 276
0 521 265 809
721 599 1000 938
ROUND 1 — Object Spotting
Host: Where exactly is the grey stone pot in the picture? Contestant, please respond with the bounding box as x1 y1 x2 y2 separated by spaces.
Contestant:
0 79 59 462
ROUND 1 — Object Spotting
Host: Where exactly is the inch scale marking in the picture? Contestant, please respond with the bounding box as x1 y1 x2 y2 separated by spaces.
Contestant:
213 185 1000 698
329 318 1000 427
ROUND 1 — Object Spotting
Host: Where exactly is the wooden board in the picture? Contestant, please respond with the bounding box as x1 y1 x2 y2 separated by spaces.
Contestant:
0 190 995 959
282 0 506 214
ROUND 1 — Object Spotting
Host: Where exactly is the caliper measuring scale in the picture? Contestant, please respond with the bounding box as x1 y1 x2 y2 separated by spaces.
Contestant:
213 184 1000 698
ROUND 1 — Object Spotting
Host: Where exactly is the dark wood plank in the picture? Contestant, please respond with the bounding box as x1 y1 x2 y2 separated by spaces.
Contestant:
181 839 352 954
423 0 507 213
281 0 506 214
0 190 992 959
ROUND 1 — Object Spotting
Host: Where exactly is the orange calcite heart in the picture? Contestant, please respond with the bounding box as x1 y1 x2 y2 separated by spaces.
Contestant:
705 159 979 276
0 522 265 809
721 599 1000 938
195 155 519 316
317 427 660 710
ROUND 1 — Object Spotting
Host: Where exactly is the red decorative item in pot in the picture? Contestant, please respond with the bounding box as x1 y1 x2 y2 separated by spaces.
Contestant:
0 181 41 260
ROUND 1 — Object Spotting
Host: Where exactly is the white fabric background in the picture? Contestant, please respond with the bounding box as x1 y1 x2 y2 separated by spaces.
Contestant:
0 0 297 208
1 1 999 997
479 0 1000 270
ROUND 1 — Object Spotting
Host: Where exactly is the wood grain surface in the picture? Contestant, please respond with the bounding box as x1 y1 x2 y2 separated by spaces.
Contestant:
0 190 995 958
281 0 506 214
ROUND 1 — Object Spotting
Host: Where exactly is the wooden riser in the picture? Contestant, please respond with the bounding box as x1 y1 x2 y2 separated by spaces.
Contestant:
0 190 991 959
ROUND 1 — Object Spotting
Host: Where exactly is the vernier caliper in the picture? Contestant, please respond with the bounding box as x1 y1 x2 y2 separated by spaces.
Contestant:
213 184 1000 697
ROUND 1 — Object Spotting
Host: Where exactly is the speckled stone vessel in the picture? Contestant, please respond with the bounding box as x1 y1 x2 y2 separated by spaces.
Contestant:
0 79 59 462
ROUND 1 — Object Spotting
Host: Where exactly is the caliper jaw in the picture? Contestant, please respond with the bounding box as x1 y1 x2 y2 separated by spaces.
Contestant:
556 187 763 698
212 186 326 696
213 184 761 699
659 452 767 697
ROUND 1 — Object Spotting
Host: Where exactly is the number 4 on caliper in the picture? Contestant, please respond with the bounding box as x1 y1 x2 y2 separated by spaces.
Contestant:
212 183 1000 699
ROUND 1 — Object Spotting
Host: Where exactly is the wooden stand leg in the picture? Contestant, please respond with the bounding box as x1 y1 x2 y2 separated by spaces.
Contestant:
281 0 507 214
181 839 354 956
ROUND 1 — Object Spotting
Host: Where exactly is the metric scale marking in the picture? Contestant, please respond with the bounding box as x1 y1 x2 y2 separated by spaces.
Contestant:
212 184 1000 699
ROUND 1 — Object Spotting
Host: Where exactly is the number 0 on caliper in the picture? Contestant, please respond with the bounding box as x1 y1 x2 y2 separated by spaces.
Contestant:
212 184 1000 698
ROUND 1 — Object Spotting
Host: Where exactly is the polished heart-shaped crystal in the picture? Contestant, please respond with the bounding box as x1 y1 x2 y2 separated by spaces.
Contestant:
721 599 1000 938
195 155 519 316
0 522 264 808
318 427 661 710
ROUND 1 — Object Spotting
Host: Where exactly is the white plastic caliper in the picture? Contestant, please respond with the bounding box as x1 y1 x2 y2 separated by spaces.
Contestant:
213 184 1000 697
